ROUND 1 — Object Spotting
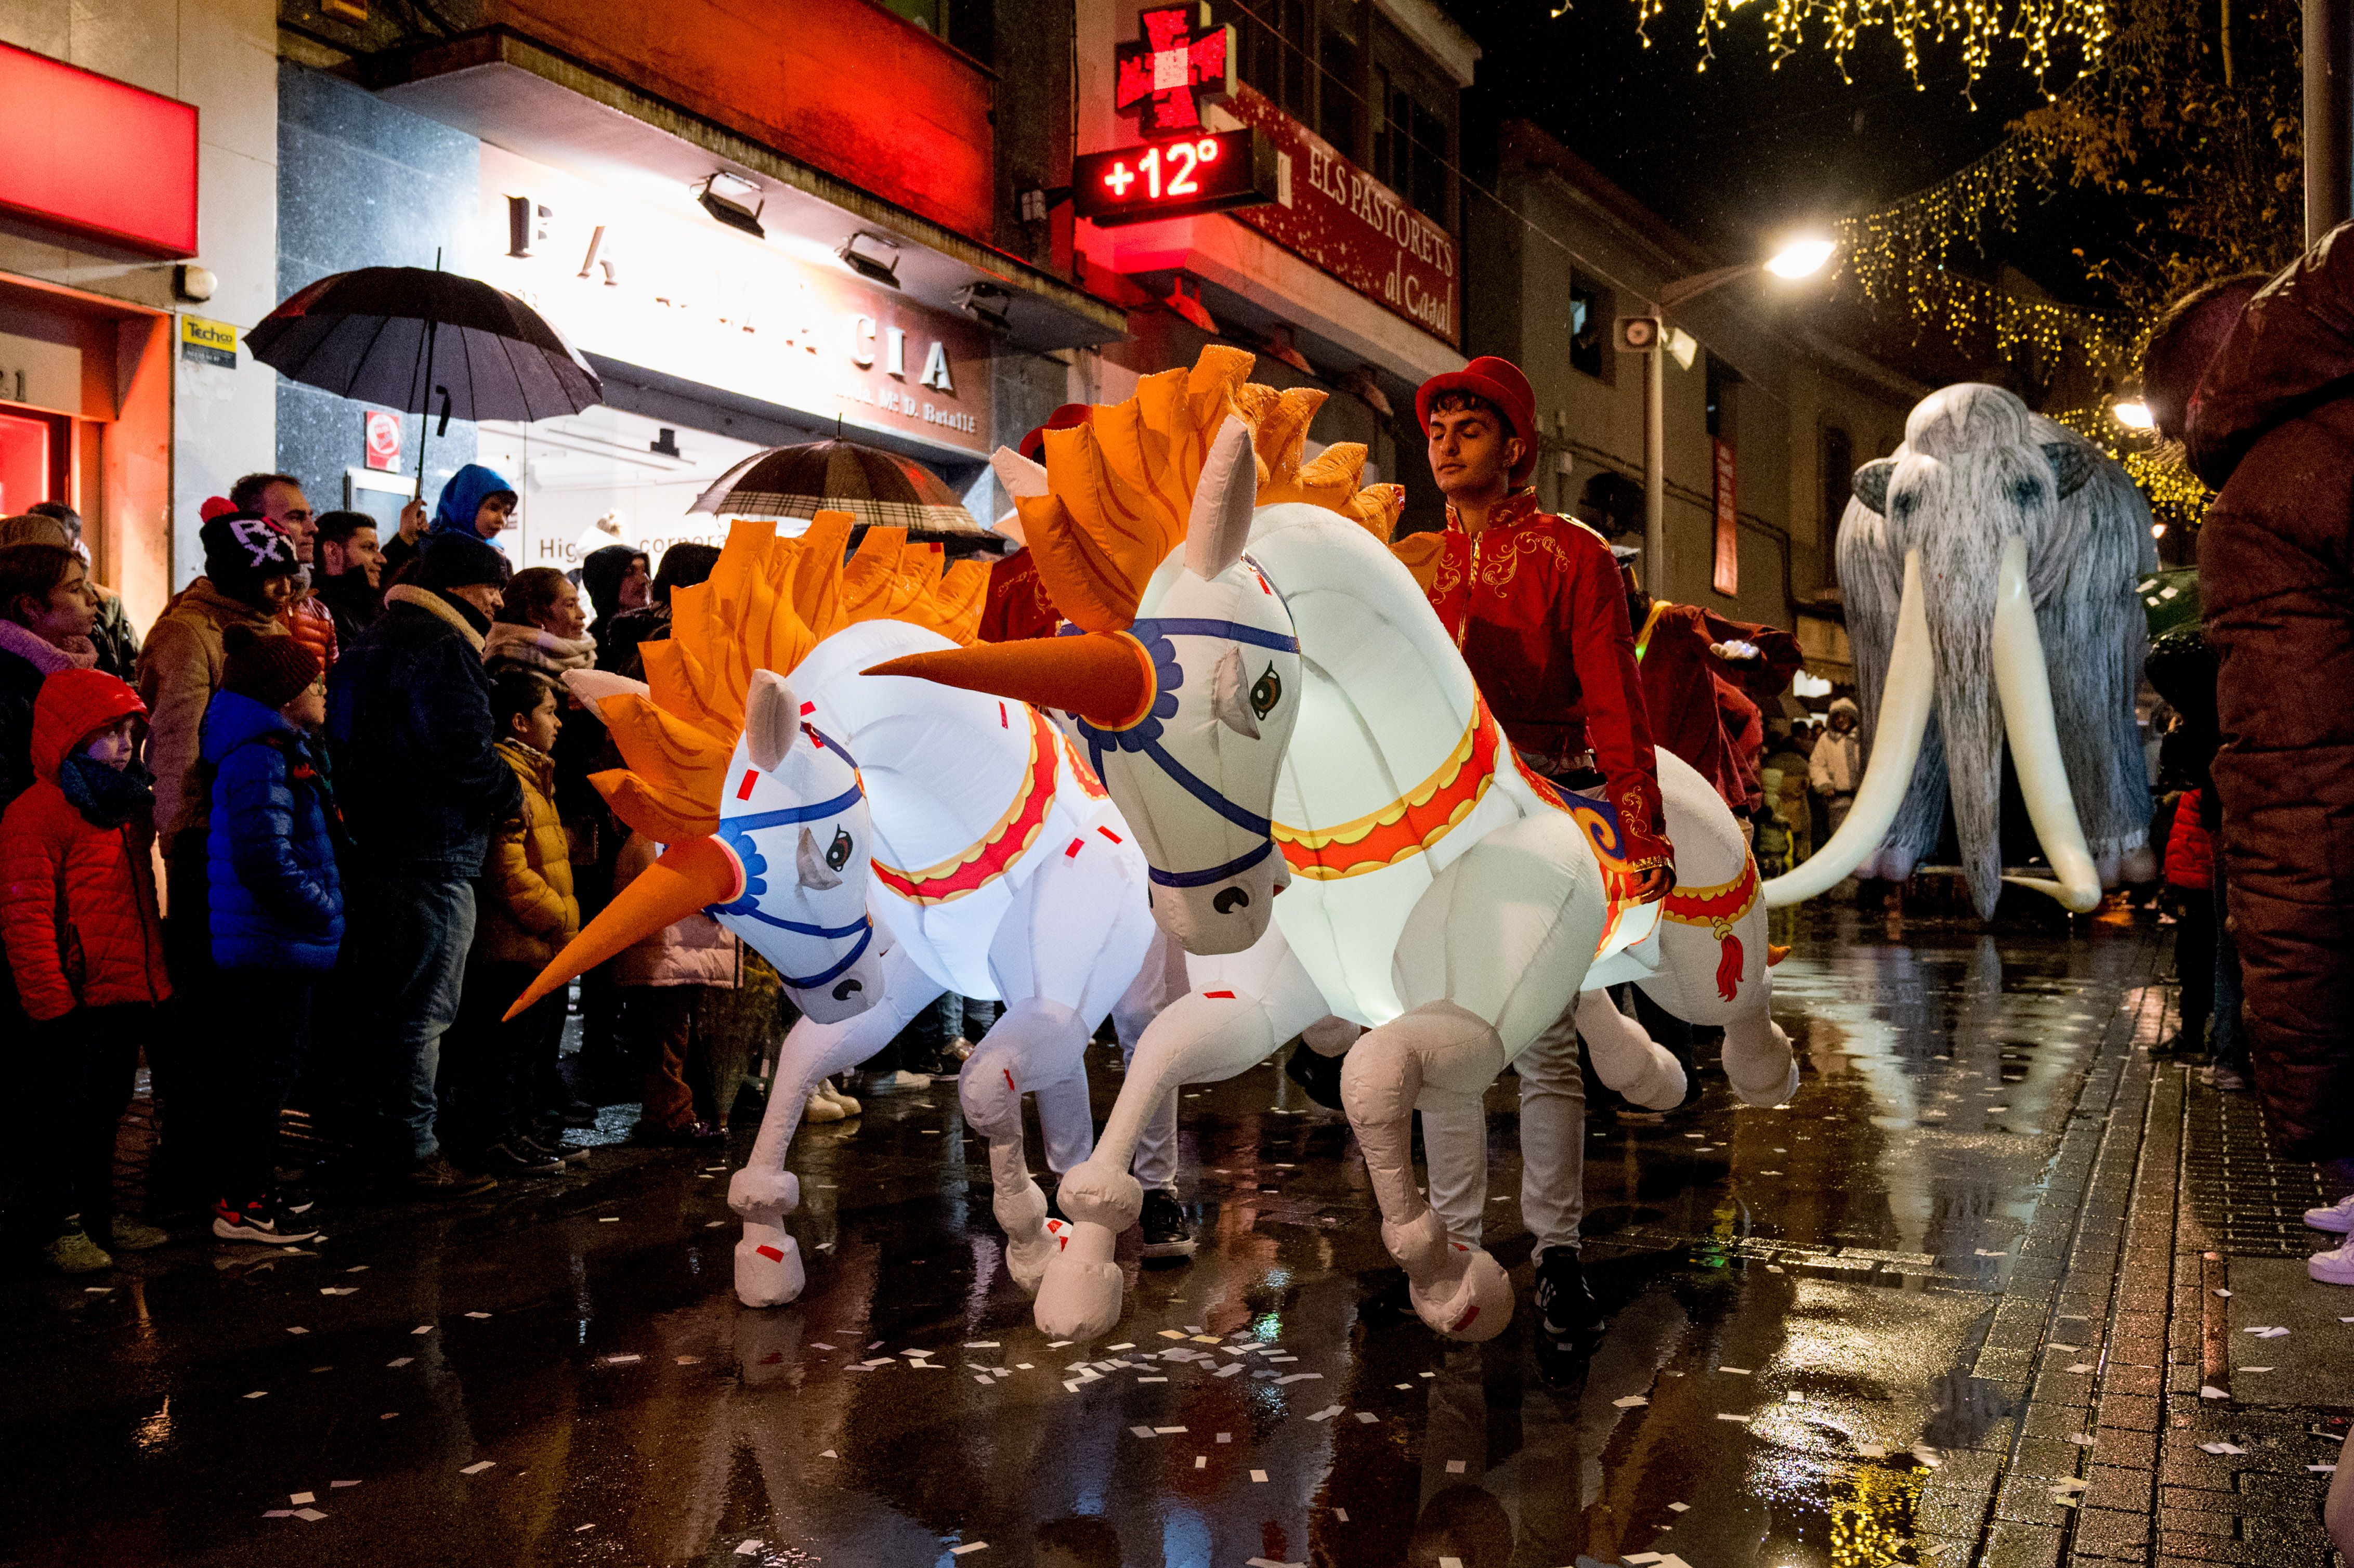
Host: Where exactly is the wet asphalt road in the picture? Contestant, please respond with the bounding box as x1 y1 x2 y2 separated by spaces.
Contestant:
0 900 2163 1567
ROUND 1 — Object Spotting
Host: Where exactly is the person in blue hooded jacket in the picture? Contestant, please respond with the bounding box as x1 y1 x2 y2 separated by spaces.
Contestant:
381 464 518 585
200 624 342 1246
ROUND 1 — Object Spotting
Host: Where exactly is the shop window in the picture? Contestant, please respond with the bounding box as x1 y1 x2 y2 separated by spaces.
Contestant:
1570 279 1612 383
1234 0 1313 119
0 407 69 517
1821 424 1854 534
1319 25 1362 156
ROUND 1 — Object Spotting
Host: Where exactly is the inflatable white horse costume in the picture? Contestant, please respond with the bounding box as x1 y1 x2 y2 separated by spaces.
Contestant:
510 515 1158 1309
873 351 1794 1341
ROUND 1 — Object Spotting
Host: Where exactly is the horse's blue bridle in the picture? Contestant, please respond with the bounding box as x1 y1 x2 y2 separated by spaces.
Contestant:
1069 613 1300 891
711 726 876 990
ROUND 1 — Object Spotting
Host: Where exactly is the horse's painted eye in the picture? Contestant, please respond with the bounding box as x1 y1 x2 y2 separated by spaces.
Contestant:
1250 663 1281 720
826 827 853 871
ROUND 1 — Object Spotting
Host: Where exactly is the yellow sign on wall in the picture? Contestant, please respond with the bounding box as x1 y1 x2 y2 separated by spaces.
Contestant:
180 315 238 369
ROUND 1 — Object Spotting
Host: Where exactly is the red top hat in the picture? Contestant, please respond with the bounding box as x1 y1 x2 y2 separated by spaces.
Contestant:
1017 403 1095 465
1416 357 1539 486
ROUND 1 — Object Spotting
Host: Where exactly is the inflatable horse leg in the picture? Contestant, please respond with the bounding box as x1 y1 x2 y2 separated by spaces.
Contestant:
1721 1005 1799 1107
971 828 1160 1299
958 997 1090 1295
1035 920 1328 1339
1342 1002 1511 1339
731 940 941 1308
1380 809 1609 1341
1574 989 1687 1110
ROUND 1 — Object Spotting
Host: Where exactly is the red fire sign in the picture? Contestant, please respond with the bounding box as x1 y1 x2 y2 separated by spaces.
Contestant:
364 410 403 473
1114 5 1235 140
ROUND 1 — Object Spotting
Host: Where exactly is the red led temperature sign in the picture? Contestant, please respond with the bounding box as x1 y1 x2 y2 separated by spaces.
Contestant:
1073 130 1276 228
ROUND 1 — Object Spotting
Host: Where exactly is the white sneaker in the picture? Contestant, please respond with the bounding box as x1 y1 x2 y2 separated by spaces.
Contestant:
2306 1195 2354 1234
2310 1239 2354 1286
866 1069 932 1093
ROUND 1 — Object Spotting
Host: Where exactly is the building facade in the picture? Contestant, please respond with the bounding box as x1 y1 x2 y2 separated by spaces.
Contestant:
269 0 1121 572
0 0 281 626
1467 121 1921 674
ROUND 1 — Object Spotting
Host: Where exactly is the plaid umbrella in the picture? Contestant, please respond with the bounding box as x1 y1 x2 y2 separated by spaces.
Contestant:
690 439 993 542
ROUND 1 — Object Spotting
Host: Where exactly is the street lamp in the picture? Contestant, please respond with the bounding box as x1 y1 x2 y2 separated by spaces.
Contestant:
2111 398 2156 431
1627 236 1837 592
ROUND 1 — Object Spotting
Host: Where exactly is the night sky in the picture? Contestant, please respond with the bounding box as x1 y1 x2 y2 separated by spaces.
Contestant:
1447 0 2114 312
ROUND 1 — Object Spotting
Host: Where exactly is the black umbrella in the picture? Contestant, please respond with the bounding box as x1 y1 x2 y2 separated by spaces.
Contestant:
246 263 601 497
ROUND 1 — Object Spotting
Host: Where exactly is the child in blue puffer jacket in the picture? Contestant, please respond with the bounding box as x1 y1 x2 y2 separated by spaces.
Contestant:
201 625 341 1245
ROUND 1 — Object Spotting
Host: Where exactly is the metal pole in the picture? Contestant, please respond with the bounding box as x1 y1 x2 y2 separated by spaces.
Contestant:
1643 333 1665 593
2307 0 2353 244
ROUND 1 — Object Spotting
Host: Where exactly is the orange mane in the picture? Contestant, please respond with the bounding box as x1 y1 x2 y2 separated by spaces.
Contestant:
590 512 988 841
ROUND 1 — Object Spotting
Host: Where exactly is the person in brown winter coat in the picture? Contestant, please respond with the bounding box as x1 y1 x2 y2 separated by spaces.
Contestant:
2146 238 2354 1168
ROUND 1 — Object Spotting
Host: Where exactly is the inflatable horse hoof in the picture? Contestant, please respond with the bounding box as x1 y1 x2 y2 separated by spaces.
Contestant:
734 1223 806 1308
729 1167 801 1218
1621 1044 1688 1111
1411 1244 1513 1342
1034 1220 1123 1339
1723 1023 1800 1107
996 1179 1057 1296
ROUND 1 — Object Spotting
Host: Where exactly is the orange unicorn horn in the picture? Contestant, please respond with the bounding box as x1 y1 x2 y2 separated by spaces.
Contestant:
503 836 744 1021
865 632 1158 730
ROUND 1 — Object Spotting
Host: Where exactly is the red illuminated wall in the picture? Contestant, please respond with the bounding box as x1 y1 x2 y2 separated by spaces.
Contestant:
492 0 994 243
0 43 198 256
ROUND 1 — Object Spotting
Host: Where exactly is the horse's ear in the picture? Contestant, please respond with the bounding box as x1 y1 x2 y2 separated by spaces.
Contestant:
796 825 843 890
990 445 1050 499
1184 417 1257 581
1210 645 1261 738
2041 439 2100 500
746 670 799 773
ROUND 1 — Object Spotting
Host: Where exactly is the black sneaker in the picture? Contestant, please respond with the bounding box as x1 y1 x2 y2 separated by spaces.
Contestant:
1139 1188 1197 1259
1533 1248 1603 1345
482 1140 564 1176
1284 1043 1346 1109
553 1099 599 1129
518 1130 590 1166
212 1196 320 1246
406 1153 498 1198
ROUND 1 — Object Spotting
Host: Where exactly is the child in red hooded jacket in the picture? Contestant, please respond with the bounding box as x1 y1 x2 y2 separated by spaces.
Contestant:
0 669 172 1273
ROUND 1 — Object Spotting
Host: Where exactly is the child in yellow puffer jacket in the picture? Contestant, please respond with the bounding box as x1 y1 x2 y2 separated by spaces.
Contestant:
448 669 584 1176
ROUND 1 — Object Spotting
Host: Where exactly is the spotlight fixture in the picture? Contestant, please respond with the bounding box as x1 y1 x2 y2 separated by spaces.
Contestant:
2112 398 2156 431
695 173 766 239
954 282 1013 333
839 231 903 289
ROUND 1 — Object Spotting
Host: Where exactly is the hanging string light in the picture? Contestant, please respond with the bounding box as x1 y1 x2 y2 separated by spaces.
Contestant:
2045 404 2213 529
1625 0 2113 95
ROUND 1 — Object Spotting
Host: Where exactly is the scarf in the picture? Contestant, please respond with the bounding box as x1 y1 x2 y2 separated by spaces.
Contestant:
483 620 597 678
59 754 155 828
0 616 98 674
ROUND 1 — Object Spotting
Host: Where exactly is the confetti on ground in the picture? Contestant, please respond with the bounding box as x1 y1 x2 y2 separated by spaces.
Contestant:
1668 1501 1689 1513
320 1287 357 1296
948 1545 988 1556
1274 1373 1322 1385
460 1461 494 1475
2068 1363 2095 1374
1334 1508 1348 1523
1194 1455 1206 1469
602 1354 643 1365
735 1541 762 1556
599 1217 619 1223
1354 1411 1379 1423
2314 1465 2340 1474
387 1357 412 1368
2201 1442 2247 1455
412 1325 434 1335
1216 1432 1231 1443
1612 1395 1649 1408
290 1492 315 1505
1130 1426 1156 1439
1719 1366 1751 1375
2215 1289 2232 1298
1717 1413 1749 1422
293 1508 328 1522
1249 1469 1268 1483
2248 1326 2291 1339
331 1480 360 1488
2201 1386 2230 1400
286 1327 308 1335
244 1391 267 1400
574 1524 595 1532
1305 1406 1342 1422
1445 1459 1467 1474
2068 1433 2095 1446
2244 1366 2274 1374
466 1312 491 1319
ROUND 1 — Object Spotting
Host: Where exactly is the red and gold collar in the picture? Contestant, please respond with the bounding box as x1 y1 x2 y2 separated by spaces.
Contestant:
1443 489 1544 535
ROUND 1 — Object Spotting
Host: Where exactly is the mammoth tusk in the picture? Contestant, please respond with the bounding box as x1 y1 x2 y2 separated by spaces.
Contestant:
1990 534 2104 912
1763 548 1934 906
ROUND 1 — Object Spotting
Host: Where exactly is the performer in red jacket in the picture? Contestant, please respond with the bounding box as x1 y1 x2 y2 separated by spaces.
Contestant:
1407 361 1673 886
1402 355 1668 1376
1625 567 1805 815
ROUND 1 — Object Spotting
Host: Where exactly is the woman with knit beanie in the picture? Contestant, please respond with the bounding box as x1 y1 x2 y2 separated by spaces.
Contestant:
199 625 341 1245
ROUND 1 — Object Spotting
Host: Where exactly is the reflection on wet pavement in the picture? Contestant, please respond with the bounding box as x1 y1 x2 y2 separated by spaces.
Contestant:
3 905 2161 1567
